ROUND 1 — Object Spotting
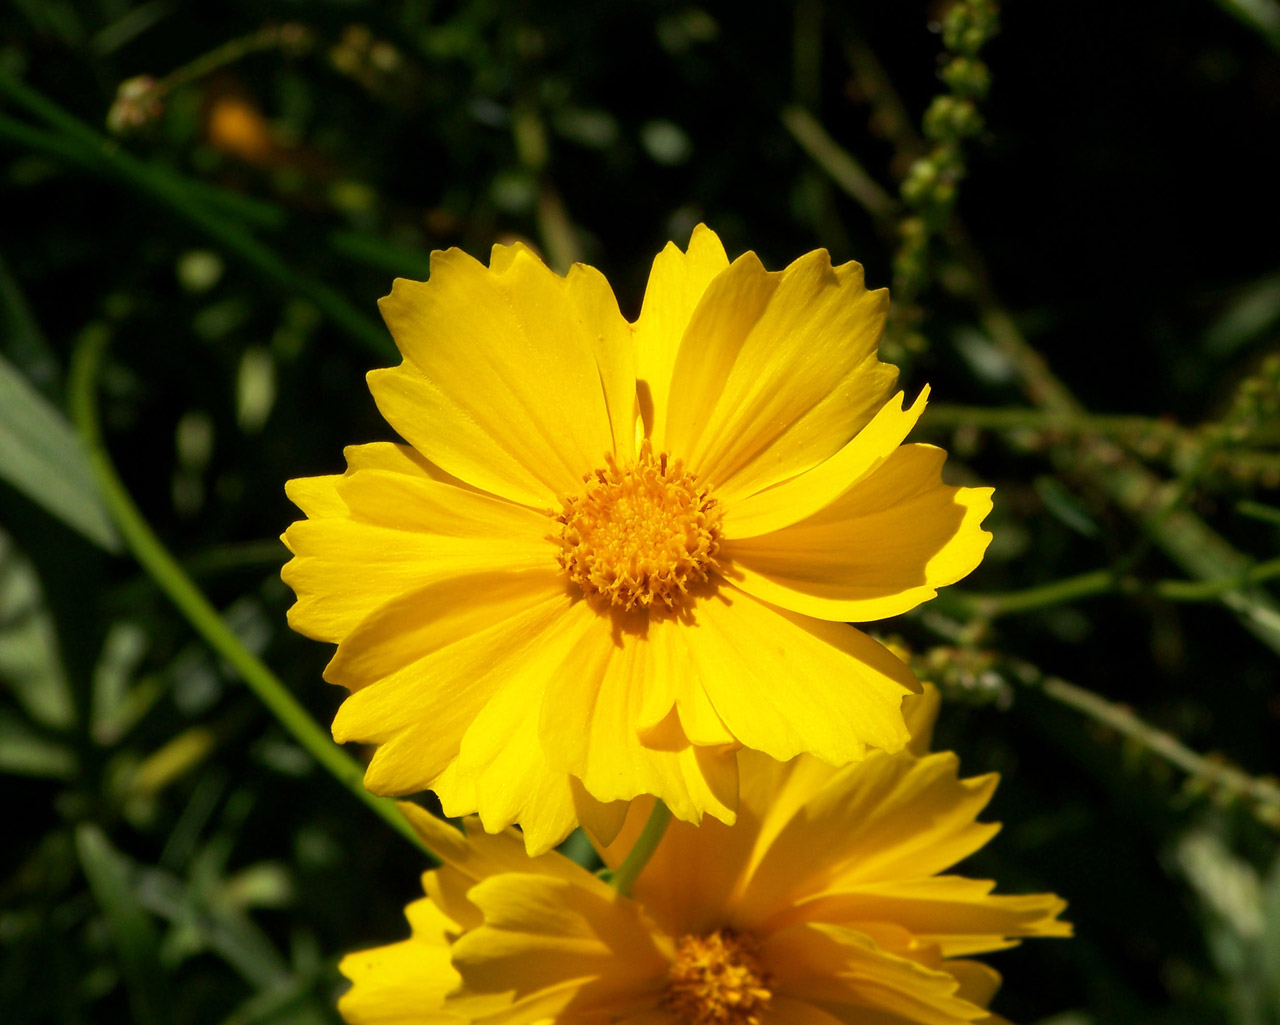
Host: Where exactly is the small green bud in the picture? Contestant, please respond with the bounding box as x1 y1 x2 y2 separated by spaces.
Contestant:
901 159 938 206
924 96 984 141
942 0 1000 56
941 56 991 98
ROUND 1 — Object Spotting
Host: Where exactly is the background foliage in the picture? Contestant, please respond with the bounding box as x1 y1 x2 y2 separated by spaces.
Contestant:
2 1 1280 1023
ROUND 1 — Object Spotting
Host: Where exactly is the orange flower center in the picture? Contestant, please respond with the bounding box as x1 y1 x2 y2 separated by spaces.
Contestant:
556 441 722 611
665 929 772 1025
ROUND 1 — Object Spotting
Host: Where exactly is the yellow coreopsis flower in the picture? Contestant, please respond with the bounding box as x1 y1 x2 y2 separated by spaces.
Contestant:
337 691 1070 1025
282 226 993 852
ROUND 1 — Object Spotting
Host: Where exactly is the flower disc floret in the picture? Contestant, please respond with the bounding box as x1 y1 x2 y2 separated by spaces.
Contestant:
556 441 722 611
666 929 772 1025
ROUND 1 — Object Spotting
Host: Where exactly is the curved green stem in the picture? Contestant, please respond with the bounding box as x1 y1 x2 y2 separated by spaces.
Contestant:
948 557 1280 620
1017 663 1280 828
69 325 433 859
610 801 672 898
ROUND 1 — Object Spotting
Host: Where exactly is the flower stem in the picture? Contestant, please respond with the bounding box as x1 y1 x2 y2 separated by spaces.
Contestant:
68 324 434 860
1020 663 1280 829
946 557 1280 620
611 801 672 898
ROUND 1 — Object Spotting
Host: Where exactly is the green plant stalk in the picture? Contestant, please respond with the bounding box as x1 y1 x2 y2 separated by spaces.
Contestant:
923 403 1280 479
1238 500 1280 526
151 24 309 98
610 801 672 898
950 557 1280 619
926 403 1186 443
1022 670 1280 826
76 825 170 1025
0 72 392 358
781 106 899 222
68 325 432 858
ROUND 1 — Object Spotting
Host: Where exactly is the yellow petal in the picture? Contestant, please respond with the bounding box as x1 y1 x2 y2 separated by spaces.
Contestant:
448 874 668 1023
337 897 462 1025
284 473 346 521
535 606 739 823
724 445 993 622
946 960 1003 1010
733 751 1000 927
723 387 928 539
565 261 639 464
328 585 571 794
770 876 1071 956
324 570 566 692
372 246 633 505
457 697 583 855
572 779 632 848
342 440 471 484
595 794 755 940
904 683 943 756
401 804 595 890
684 585 915 764
282 458 555 645
634 224 730 448
664 248 896 502
334 468 554 538
763 997 849 1025
284 522 546 645
762 922 986 1025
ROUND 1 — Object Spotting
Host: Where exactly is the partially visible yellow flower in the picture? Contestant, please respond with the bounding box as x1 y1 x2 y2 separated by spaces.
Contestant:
282 226 993 852
338 690 1069 1025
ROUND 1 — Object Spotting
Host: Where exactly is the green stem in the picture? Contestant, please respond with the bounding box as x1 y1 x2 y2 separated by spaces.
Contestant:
950 558 1280 619
1027 670 1280 828
68 325 432 859
1238 500 1280 527
152 24 311 98
924 403 1187 442
952 569 1117 618
781 105 899 222
610 801 672 898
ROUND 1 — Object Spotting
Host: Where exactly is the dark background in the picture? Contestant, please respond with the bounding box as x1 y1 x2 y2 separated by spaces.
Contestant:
2 1 1279 1023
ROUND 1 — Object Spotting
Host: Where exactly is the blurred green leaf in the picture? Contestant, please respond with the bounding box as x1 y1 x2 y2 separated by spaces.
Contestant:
0 350 119 551
90 620 148 742
0 708 74 777
1211 0 1280 51
136 863 290 990
0 528 75 729
215 974 332 1025
0 251 59 394
75 825 170 1025
1205 273 1280 356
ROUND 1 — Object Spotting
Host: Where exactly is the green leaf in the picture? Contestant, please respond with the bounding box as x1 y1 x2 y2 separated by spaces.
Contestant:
0 527 75 729
0 251 59 394
0 349 119 551
0 708 74 778
75 825 170 1025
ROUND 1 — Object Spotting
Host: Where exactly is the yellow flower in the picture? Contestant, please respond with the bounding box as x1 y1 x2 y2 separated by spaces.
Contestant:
282 226 992 852
337 690 1070 1025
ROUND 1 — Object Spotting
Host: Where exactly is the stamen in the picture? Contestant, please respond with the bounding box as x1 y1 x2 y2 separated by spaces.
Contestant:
665 929 772 1025
556 441 722 611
